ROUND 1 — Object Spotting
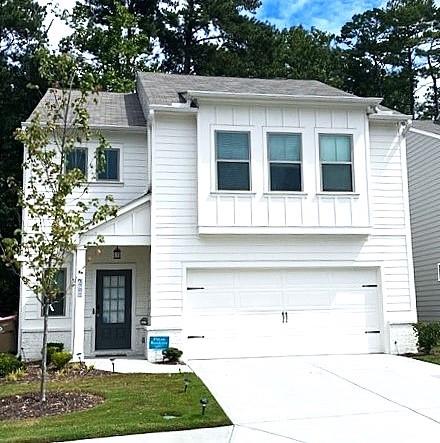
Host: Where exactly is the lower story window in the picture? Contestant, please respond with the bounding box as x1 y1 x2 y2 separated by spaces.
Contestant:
45 269 66 317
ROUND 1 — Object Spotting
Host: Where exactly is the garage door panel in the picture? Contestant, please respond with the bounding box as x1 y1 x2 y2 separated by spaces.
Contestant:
239 290 283 309
185 267 383 359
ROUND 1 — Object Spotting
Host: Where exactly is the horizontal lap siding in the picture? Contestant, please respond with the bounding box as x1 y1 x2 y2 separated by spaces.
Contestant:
150 114 414 326
407 131 440 320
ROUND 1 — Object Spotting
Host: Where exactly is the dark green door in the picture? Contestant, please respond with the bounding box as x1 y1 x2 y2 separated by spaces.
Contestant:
95 269 132 350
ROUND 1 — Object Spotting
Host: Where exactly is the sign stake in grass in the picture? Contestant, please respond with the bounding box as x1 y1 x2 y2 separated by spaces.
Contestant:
109 358 116 373
184 377 190 393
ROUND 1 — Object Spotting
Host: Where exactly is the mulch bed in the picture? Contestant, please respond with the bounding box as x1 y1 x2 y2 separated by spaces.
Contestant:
0 362 113 385
0 391 104 420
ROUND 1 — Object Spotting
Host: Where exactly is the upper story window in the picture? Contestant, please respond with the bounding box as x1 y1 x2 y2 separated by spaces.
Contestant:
98 148 120 181
66 147 87 177
44 269 66 317
268 133 302 192
216 131 250 191
319 134 353 192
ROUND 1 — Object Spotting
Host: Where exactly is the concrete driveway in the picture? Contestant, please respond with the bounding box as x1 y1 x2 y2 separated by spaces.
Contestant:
188 354 440 442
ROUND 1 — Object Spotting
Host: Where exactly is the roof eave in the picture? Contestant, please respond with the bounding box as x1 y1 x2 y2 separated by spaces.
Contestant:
368 114 411 122
21 121 146 132
185 90 383 107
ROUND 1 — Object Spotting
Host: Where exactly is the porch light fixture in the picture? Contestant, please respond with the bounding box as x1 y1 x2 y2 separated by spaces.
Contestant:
113 246 121 260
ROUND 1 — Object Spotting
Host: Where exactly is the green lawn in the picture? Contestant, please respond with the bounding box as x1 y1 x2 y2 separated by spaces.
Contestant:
412 354 440 365
0 373 231 443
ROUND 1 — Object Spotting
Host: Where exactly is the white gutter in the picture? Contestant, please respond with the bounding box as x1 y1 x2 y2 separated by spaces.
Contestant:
185 90 383 107
21 122 147 132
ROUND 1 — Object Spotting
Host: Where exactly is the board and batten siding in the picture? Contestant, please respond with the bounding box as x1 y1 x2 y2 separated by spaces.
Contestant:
407 130 440 321
150 105 416 353
197 104 370 232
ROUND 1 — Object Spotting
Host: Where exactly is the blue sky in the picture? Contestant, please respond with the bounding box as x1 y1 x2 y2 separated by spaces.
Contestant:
257 0 387 34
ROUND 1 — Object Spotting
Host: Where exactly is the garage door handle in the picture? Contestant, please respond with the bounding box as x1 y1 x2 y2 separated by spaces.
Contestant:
282 311 285 323
285 312 288 323
187 335 205 339
365 330 380 334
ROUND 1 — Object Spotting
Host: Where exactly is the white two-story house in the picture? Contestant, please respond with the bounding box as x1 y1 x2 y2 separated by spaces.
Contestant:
19 73 417 361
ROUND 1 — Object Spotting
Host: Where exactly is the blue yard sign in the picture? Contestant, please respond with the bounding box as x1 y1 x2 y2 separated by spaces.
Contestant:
149 336 170 350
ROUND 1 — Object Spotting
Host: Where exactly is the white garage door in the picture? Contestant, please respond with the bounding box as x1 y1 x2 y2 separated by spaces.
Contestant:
185 268 383 359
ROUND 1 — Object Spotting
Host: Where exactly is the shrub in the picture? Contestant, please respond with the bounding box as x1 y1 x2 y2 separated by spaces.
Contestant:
5 368 26 382
46 342 64 364
51 351 72 370
162 347 183 363
413 322 440 354
0 353 23 377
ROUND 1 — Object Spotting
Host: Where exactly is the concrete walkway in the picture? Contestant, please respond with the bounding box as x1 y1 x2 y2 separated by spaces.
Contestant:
84 357 192 374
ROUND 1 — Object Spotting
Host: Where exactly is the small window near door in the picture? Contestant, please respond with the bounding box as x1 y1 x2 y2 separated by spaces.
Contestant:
97 149 120 181
66 147 87 177
216 131 251 191
268 133 302 191
44 269 66 317
319 134 353 192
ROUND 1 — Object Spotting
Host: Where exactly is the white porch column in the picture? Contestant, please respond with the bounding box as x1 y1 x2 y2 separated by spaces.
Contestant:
72 246 86 360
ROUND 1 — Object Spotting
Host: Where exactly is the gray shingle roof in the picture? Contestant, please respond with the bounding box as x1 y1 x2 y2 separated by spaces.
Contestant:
411 120 440 136
27 89 146 128
136 72 358 107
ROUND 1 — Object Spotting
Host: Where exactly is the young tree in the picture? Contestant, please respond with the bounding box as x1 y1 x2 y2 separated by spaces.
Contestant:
1 51 117 402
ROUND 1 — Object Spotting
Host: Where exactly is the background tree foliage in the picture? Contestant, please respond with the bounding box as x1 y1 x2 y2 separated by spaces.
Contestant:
3 0 440 315
0 0 47 316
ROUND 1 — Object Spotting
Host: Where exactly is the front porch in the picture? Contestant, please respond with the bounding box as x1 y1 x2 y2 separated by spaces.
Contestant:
71 195 151 359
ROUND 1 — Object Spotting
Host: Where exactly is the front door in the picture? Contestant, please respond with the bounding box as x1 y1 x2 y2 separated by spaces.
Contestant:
95 269 132 350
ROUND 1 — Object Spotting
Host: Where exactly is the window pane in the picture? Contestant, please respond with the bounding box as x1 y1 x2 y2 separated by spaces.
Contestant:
336 136 351 161
270 163 301 191
49 269 66 316
98 150 119 180
268 134 301 161
216 132 249 160
66 148 87 175
217 162 250 191
322 164 353 192
320 135 337 161
320 135 352 162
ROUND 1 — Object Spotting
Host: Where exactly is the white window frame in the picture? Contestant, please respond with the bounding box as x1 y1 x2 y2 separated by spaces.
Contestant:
211 126 254 193
97 147 121 182
263 127 305 194
266 131 303 193
85 142 124 184
437 263 440 282
316 130 356 194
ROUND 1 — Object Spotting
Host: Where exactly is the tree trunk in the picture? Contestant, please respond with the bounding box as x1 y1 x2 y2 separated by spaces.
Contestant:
408 47 415 118
40 301 49 402
183 0 195 74
427 53 439 119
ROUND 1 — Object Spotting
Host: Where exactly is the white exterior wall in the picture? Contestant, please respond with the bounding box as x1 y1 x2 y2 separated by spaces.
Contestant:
19 129 149 359
149 106 417 359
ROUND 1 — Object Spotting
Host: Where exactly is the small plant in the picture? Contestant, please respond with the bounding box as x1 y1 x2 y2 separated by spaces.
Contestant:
413 322 440 354
46 343 64 364
162 347 183 363
5 368 26 382
0 353 23 377
51 351 73 370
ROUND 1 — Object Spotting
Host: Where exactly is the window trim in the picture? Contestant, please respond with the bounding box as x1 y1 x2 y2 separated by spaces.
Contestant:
97 148 121 182
318 133 355 193
267 132 303 192
263 127 305 194
215 130 251 192
65 147 88 179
